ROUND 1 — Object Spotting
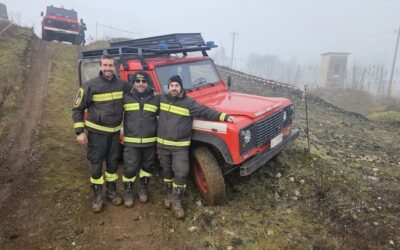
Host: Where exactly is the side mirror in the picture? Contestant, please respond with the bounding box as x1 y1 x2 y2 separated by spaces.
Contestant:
227 75 232 89
40 11 44 17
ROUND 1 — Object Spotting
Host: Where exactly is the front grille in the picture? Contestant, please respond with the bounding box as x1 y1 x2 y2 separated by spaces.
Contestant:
240 105 294 155
256 106 294 146
47 19 77 31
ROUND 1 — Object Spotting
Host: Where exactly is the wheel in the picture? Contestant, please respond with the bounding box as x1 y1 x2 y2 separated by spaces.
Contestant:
192 146 226 205
73 35 81 45
42 30 48 41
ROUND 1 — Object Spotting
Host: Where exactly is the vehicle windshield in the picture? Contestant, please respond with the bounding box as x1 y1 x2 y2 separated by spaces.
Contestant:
47 6 77 19
155 59 221 93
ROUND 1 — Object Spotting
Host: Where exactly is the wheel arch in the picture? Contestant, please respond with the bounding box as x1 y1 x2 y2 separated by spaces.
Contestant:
191 130 234 165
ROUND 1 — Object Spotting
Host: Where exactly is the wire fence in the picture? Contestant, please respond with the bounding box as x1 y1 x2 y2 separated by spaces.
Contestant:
92 22 140 43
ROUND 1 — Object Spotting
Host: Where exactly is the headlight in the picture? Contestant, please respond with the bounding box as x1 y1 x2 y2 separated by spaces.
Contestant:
241 129 252 144
46 19 52 24
239 125 255 154
283 110 287 121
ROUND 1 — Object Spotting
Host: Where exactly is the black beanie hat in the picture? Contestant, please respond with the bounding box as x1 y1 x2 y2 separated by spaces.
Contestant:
168 75 183 89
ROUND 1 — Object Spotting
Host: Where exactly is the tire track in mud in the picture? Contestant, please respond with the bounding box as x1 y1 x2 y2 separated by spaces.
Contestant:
0 40 52 209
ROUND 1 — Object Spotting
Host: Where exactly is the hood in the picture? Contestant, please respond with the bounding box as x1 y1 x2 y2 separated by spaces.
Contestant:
196 92 290 119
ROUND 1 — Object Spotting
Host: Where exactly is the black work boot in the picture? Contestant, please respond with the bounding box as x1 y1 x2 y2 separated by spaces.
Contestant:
106 181 122 206
91 184 103 213
171 186 185 219
163 182 173 209
138 177 150 203
123 182 134 208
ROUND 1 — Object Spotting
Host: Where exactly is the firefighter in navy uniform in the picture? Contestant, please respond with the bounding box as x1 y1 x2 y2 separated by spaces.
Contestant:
122 71 160 207
79 19 86 46
72 54 129 213
157 75 235 219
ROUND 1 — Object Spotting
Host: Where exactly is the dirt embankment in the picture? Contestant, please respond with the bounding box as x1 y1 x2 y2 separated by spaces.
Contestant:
0 26 51 209
0 29 399 249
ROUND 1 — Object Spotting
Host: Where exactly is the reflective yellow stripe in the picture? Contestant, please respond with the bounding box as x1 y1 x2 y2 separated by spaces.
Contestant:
157 137 191 147
219 112 227 121
160 102 190 116
160 103 169 109
123 175 136 183
142 137 157 143
124 137 141 143
92 91 123 102
124 136 157 143
105 172 118 182
124 103 140 111
173 182 187 188
143 104 158 113
85 120 121 133
90 175 104 185
163 178 173 183
74 122 85 128
139 169 152 178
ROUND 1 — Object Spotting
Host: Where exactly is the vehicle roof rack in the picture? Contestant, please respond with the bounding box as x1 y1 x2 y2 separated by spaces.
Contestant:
109 33 205 48
79 33 217 69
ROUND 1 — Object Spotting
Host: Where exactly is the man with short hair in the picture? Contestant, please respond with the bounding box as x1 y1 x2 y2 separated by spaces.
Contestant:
72 54 129 213
122 71 160 207
157 75 235 219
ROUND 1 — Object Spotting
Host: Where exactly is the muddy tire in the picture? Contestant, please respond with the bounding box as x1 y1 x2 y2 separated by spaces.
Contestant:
192 146 226 205
72 35 81 46
42 30 49 41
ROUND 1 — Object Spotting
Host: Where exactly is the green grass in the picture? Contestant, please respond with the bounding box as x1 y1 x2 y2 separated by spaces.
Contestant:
0 26 36 140
38 42 82 198
368 111 400 125
34 43 90 248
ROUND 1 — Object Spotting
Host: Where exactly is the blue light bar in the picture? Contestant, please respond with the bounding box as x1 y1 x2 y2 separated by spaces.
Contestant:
156 43 169 50
206 41 216 47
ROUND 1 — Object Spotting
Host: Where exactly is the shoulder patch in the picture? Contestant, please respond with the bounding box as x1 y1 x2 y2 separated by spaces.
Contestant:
73 88 84 107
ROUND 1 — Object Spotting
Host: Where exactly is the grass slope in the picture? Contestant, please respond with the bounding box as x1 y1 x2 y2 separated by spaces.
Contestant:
0 26 36 139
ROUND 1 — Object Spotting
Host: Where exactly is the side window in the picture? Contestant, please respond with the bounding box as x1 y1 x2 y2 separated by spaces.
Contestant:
80 59 100 86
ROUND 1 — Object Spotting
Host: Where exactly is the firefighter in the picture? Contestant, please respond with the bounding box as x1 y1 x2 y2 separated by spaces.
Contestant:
157 75 235 219
72 54 129 213
122 71 160 207
79 19 86 46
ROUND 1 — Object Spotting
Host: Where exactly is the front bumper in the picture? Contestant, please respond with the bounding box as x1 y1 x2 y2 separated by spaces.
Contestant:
43 26 79 35
239 128 300 176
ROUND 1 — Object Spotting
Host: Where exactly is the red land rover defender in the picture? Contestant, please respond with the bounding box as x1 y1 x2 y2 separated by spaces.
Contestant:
78 33 300 204
41 5 86 46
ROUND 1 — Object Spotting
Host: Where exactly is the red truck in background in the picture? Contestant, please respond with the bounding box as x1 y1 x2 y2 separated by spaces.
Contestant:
41 5 86 46
78 33 300 205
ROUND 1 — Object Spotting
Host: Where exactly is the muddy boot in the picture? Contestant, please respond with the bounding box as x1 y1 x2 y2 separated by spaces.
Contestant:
91 184 103 213
138 177 149 203
163 182 173 209
106 181 122 206
171 186 185 219
123 182 134 208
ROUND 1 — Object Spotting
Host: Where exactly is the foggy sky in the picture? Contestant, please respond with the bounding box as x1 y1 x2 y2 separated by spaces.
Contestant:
2 0 400 65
